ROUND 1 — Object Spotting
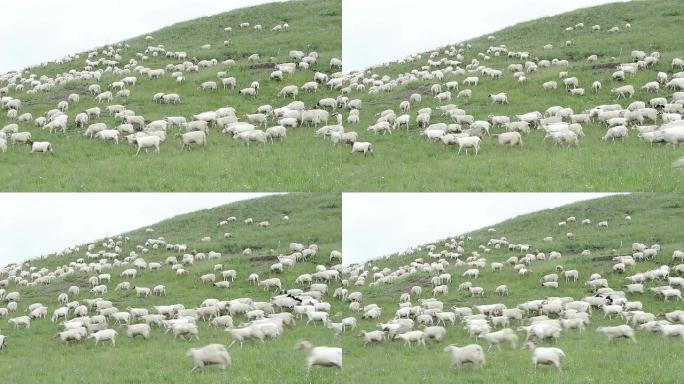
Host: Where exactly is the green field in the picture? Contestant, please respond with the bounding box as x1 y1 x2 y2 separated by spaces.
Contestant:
0 193 344 383
338 0 684 191
340 194 684 383
0 0 342 192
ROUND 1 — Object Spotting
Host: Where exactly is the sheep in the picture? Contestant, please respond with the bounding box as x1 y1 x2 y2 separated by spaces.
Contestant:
133 135 161 155
186 344 231 373
596 325 636 342
350 142 373 156
88 329 117 346
658 323 684 339
55 327 87 344
125 323 151 339
395 330 426 347
172 322 199 340
28 140 53 154
494 132 522 148
602 126 628 142
489 93 508 104
454 136 481 155
177 131 207 150
523 342 565 372
296 340 342 375
358 330 385 346
479 328 518 351
611 85 635 99
443 344 485 369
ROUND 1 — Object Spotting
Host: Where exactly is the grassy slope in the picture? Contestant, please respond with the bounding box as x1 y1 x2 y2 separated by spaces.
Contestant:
0 0 342 192
0 193 343 383
339 0 684 191
341 194 684 383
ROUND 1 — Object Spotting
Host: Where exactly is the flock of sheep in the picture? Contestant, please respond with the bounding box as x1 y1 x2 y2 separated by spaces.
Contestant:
0 211 344 375
341 20 684 162
0 17 356 157
341 213 684 373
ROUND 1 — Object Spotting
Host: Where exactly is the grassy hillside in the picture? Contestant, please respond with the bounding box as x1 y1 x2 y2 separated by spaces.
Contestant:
0 193 343 383
338 0 684 191
340 194 684 383
0 0 342 192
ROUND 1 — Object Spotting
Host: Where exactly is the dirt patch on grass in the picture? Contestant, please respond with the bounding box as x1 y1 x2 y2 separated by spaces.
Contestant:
591 255 614 262
591 63 618 70
366 83 433 107
33 275 91 297
249 62 276 70
24 84 91 107
248 254 278 263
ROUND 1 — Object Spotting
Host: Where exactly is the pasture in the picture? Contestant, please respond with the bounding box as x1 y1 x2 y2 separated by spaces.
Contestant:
0 193 344 383
340 194 684 383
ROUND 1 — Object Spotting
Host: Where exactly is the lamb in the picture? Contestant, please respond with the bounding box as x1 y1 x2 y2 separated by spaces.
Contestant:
592 81 602 93
296 340 342 374
523 342 565 372
88 329 118 346
596 325 636 342
443 344 485 369
125 323 151 339
187 344 231 372
9 316 31 328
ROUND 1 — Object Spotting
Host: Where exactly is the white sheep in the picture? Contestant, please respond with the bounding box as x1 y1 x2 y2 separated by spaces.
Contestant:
596 325 636 342
523 342 565 372
479 328 518 351
444 344 485 369
296 340 342 375
187 344 231 372
88 329 118 346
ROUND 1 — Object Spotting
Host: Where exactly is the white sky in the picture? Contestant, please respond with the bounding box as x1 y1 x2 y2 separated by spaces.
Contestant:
342 193 616 264
0 193 274 265
343 0 628 71
0 0 285 74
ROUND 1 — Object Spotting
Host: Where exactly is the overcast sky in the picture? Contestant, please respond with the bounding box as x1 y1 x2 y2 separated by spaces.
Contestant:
342 193 616 264
343 0 628 71
0 0 285 74
0 193 273 265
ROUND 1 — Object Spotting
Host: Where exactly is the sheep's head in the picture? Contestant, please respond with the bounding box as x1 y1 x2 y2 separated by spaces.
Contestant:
522 342 535 351
296 340 313 351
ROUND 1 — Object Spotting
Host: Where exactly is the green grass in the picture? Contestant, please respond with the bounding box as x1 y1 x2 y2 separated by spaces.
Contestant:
337 0 684 191
0 193 343 383
340 193 684 383
0 0 342 191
